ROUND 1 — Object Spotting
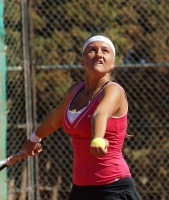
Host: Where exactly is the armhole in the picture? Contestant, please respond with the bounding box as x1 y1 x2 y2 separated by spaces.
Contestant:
69 82 85 104
99 81 128 118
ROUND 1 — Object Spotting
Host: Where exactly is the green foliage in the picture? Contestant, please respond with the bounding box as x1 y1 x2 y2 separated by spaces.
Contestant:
4 0 169 66
4 1 22 66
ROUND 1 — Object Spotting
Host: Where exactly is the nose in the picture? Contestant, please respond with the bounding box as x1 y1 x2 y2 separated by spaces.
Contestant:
95 49 103 57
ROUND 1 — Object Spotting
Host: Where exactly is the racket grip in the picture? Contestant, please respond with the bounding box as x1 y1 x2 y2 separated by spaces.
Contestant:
0 164 7 171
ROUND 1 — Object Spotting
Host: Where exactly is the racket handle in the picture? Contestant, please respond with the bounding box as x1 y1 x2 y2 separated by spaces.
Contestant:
0 164 7 171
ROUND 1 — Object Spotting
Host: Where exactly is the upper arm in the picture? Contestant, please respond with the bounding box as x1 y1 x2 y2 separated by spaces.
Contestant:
93 84 126 119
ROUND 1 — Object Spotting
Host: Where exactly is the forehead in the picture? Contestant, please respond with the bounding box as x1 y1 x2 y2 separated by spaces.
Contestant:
86 41 113 49
84 41 114 56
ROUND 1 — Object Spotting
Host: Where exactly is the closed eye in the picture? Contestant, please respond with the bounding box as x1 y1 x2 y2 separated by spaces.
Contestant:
89 48 96 52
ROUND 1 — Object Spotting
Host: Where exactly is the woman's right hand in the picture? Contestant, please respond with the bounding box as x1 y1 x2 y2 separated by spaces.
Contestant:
21 139 42 156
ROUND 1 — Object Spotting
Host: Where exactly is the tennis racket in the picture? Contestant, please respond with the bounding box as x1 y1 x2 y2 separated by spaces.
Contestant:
0 143 42 171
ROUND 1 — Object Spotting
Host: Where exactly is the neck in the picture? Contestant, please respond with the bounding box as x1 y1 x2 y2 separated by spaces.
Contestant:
84 79 110 95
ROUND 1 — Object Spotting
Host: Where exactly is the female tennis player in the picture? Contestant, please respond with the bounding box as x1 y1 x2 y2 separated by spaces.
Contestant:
22 34 142 200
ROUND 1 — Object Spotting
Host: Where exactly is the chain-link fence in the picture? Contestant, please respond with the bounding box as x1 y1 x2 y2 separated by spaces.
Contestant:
3 0 169 200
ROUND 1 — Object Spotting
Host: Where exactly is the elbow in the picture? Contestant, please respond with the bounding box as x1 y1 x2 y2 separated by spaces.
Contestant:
92 112 109 121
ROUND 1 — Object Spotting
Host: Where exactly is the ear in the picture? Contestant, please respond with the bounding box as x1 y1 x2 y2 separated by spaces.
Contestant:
108 65 114 73
110 64 114 70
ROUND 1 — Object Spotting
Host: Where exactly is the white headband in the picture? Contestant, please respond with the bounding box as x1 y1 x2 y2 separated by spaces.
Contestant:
82 35 115 57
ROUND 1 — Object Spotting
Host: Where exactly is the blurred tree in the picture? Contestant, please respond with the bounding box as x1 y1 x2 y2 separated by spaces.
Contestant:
4 0 169 66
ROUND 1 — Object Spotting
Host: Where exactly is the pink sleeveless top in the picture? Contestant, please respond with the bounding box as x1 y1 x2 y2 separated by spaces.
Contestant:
62 82 131 186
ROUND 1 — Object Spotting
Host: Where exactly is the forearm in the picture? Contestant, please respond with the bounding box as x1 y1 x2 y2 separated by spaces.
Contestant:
91 113 109 139
22 85 72 154
22 109 62 154
33 109 62 140
90 113 109 156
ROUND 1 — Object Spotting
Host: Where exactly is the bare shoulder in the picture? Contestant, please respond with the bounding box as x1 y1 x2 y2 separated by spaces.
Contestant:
64 82 82 99
103 82 125 95
98 82 127 117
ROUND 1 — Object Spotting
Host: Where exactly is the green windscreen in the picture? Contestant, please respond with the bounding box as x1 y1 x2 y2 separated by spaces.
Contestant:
0 1 7 200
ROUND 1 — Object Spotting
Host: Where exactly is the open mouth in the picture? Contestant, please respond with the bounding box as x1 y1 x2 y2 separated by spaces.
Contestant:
93 61 103 64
